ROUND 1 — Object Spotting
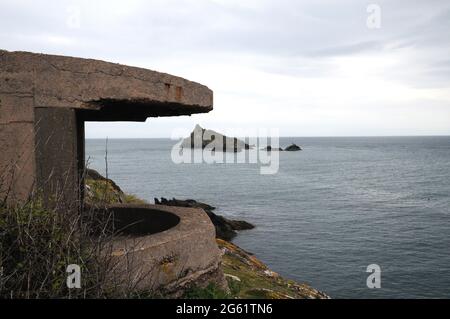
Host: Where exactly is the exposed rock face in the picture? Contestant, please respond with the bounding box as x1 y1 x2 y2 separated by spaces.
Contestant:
284 143 302 151
180 124 251 152
155 197 255 241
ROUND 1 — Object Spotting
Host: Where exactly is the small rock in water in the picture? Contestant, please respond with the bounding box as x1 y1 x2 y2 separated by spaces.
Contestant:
284 143 302 151
262 146 283 151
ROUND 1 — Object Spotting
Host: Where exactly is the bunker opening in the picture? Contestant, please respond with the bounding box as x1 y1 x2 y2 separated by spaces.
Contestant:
88 204 181 237
77 108 181 236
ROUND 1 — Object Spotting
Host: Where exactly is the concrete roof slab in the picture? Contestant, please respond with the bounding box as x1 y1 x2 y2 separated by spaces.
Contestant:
0 50 213 120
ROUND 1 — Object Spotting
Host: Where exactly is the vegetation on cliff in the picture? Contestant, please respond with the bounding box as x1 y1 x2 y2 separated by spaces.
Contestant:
183 239 328 299
85 169 146 205
218 239 328 299
0 197 114 298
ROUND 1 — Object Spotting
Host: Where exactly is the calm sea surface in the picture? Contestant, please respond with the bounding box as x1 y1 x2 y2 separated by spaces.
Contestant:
86 136 450 298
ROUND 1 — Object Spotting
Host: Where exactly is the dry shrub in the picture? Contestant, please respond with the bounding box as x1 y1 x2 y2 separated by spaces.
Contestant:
0 194 119 298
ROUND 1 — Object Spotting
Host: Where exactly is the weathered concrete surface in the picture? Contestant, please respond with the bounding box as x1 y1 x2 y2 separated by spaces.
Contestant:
0 50 213 203
105 204 226 295
0 50 213 119
34 107 82 207
0 122 36 202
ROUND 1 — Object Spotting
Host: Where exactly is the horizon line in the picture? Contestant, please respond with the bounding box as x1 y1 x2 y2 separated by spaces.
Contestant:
85 135 450 139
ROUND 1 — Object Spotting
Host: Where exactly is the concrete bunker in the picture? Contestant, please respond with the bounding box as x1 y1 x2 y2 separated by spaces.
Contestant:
0 50 212 206
0 50 223 293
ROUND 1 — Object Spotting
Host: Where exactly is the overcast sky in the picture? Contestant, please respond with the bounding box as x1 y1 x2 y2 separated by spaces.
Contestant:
1 0 449 137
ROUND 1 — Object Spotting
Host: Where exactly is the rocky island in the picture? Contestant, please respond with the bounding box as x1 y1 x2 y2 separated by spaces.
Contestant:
181 124 252 152
284 143 302 151
182 125 304 153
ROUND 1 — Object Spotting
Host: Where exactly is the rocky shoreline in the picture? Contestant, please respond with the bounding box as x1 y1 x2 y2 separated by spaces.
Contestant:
218 239 329 299
85 169 329 299
154 198 329 298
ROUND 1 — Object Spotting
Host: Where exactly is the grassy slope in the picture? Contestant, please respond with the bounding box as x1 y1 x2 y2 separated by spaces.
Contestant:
218 239 328 299
85 178 147 205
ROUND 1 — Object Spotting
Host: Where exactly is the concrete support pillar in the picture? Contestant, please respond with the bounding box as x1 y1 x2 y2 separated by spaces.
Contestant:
34 107 82 211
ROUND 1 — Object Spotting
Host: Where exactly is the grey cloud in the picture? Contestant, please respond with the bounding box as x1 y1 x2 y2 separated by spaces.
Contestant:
304 41 385 57
0 0 449 136
1 1 448 59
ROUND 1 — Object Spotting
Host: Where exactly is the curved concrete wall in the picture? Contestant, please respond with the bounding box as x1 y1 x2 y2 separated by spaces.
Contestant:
105 204 225 295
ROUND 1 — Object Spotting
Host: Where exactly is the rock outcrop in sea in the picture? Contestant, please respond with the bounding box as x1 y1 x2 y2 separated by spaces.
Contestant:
262 146 284 152
155 197 255 241
180 124 252 152
284 143 302 151
261 144 302 151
